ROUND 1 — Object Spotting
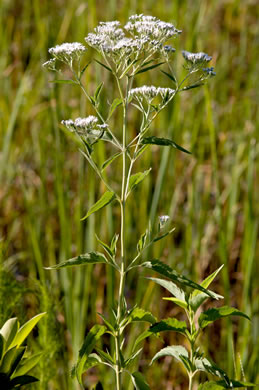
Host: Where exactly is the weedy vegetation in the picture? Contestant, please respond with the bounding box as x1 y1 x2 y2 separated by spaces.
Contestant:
0 1 258 389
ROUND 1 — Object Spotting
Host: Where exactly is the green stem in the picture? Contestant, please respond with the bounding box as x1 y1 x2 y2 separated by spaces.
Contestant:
114 75 129 390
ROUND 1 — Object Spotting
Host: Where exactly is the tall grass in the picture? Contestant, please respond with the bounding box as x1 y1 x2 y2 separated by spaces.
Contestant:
0 0 258 388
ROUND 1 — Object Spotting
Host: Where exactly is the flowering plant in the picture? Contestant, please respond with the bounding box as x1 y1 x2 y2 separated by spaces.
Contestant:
43 14 251 390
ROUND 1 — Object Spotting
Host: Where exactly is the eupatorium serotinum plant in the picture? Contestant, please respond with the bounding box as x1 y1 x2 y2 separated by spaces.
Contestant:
43 14 253 390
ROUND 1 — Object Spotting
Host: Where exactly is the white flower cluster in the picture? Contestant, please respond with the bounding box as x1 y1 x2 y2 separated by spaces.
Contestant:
85 15 181 63
61 116 108 138
129 85 175 103
159 215 170 228
48 42 87 63
203 67 216 77
42 58 57 71
125 14 181 42
182 50 212 65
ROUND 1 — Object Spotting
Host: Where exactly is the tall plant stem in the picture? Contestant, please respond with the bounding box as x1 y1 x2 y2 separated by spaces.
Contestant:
114 75 129 390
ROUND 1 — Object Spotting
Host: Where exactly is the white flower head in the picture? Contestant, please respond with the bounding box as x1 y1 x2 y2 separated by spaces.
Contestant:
125 14 181 44
42 58 56 71
159 215 170 228
49 42 87 63
129 85 175 104
61 116 110 143
85 21 125 56
203 67 216 77
182 50 212 65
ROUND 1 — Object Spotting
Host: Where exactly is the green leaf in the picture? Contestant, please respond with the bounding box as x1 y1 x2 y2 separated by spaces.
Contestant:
163 297 188 310
149 318 187 335
80 61 91 79
74 325 106 385
0 334 5 361
97 313 115 333
101 152 121 171
10 375 39 386
198 306 250 329
95 348 114 365
81 191 116 220
131 372 151 390
190 290 223 313
151 345 188 365
0 318 19 351
198 380 256 389
215 380 256 388
128 169 151 193
192 265 224 298
124 348 142 368
50 79 77 85
140 136 191 154
94 59 112 72
107 98 123 120
181 83 204 91
136 62 165 75
45 251 108 270
146 277 185 301
110 233 119 256
137 230 148 253
95 235 113 259
0 346 26 376
10 313 46 348
134 145 149 159
133 330 153 350
94 82 104 101
14 352 43 376
153 228 175 243
161 69 177 84
128 307 157 325
142 260 216 298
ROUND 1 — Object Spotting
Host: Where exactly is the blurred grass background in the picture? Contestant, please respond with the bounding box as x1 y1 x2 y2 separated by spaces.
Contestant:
0 0 258 389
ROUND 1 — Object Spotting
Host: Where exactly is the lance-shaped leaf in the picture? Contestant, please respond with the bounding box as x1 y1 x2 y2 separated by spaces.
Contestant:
146 277 185 301
101 152 121 171
95 59 112 72
190 290 223 313
151 345 188 365
161 69 177 84
124 348 143 368
107 98 123 120
133 330 153 350
150 318 187 335
142 260 216 298
128 169 151 194
140 136 191 154
73 325 106 385
0 334 5 361
45 252 108 270
198 381 256 390
198 306 250 329
81 191 116 221
14 352 43 376
131 372 151 390
128 307 157 325
163 297 188 310
94 82 104 101
0 346 26 376
190 265 224 310
136 62 165 75
0 318 19 351
9 375 39 386
10 313 46 348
